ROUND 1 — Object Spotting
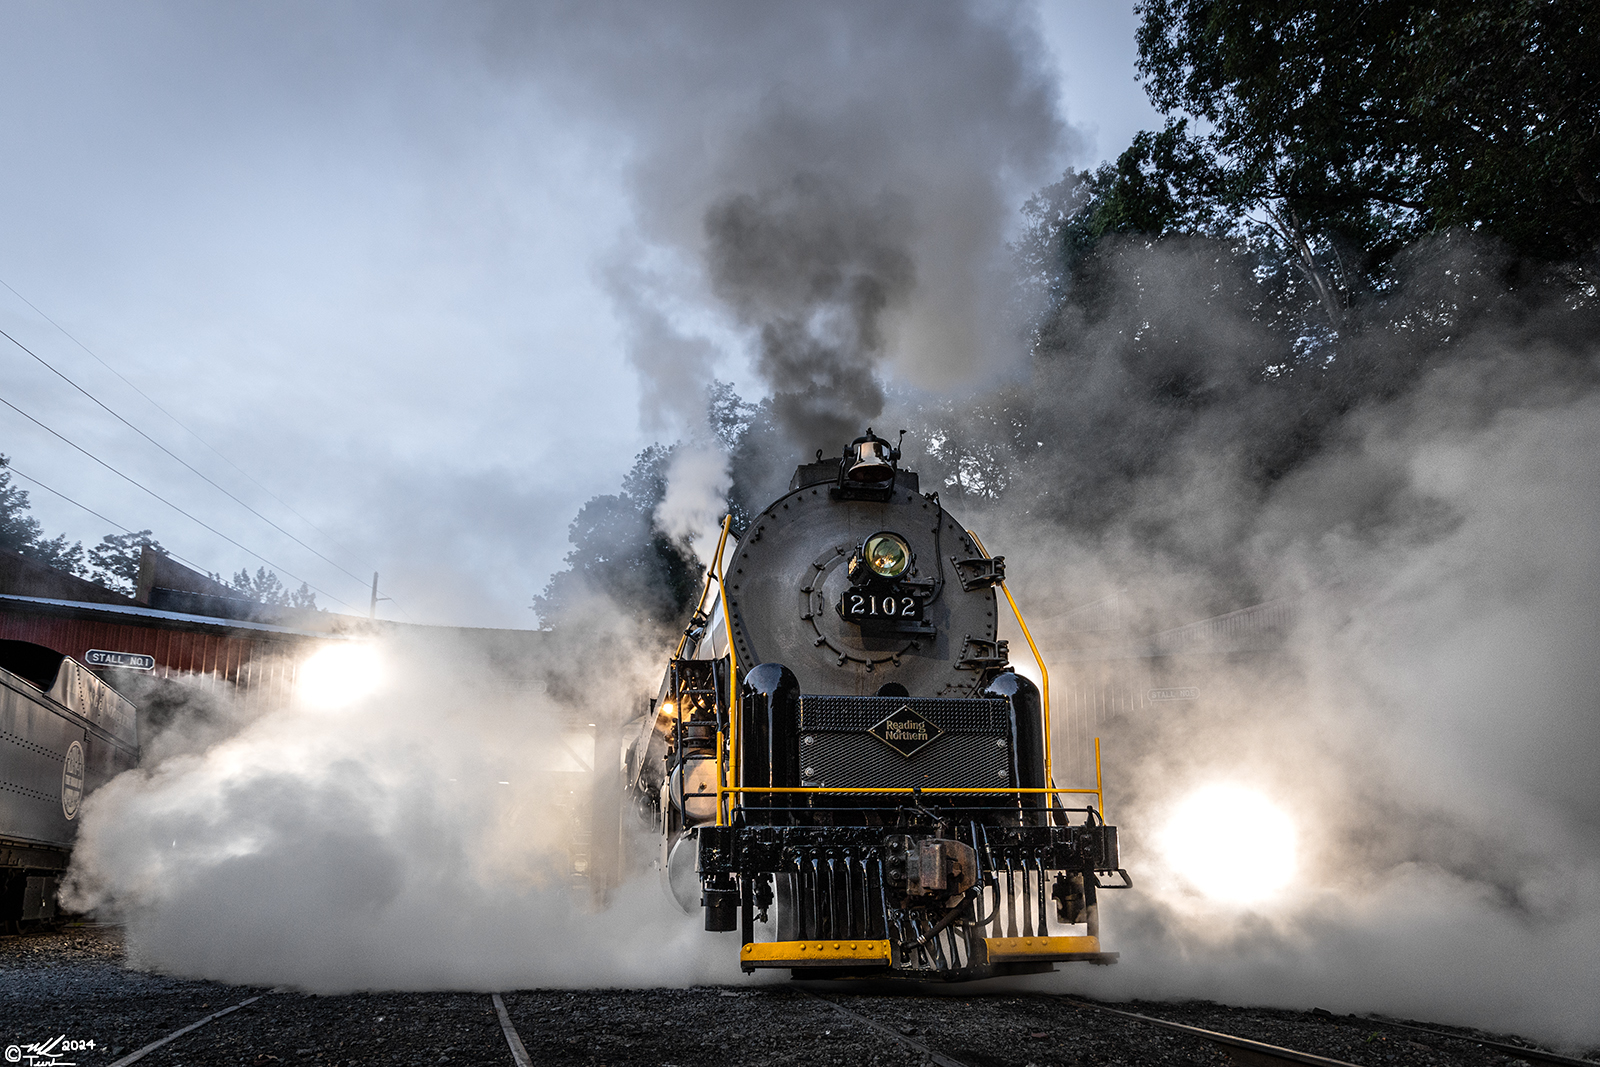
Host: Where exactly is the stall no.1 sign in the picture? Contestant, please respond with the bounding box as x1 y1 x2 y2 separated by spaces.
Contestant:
84 649 156 670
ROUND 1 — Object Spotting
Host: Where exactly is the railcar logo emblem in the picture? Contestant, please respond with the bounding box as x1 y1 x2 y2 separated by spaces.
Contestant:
868 705 943 758
61 742 84 820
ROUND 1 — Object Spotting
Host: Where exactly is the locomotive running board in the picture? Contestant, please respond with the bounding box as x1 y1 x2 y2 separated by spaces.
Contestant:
981 935 1118 965
740 939 893 968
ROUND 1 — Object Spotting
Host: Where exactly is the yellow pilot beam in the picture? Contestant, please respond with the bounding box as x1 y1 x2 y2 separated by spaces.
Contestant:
983 935 1103 963
740 939 893 968
968 530 1054 791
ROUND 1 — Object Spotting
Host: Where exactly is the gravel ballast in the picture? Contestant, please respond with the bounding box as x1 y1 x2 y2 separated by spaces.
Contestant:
2 927 1593 1066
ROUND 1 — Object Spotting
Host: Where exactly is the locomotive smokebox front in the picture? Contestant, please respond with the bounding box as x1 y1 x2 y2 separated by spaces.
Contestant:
626 430 1127 981
722 434 1007 701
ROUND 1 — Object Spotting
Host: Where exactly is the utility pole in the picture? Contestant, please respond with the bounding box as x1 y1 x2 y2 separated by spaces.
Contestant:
369 572 393 620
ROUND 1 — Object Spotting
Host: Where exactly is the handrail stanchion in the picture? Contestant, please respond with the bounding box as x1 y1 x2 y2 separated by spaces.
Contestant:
1095 737 1104 821
714 516 739 825
967 530 1054 790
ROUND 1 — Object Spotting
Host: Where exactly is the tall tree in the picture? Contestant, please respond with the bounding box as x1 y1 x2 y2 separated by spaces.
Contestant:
88 530 165 595
1133 0 1600 276
224 566 318 609
0 455 86 575
534 444 699 627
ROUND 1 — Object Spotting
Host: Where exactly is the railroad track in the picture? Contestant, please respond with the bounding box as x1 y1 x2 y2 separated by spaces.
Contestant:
800 990 1600 1067
48 983 1600 1066
805 989 1364 1066
1050 997 1600 1067
1358 1014 1600 1067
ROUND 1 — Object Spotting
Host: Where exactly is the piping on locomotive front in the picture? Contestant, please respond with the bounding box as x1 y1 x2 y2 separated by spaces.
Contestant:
622 432 1130 979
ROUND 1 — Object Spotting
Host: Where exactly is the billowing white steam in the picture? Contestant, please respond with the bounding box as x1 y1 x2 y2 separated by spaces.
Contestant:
62 623 755 991
654 444 732 572
1012 326 1600 1048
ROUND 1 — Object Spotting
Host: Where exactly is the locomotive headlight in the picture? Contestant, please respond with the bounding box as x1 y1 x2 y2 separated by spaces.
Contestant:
297 642 383 709
1160 783 1297 904
864 532 911 578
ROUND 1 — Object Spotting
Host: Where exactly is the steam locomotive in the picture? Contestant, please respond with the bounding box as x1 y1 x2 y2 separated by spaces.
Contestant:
623 432 1127 979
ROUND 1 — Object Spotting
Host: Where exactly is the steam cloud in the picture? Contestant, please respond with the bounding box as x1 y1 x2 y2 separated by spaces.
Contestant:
654 443 732 571
63 619 753 991
489 0 1070 451
937 240 1600 1047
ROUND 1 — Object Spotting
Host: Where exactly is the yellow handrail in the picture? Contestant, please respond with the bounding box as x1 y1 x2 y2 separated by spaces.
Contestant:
1095 736 1105 822
674 514 737 827
719 785 1101 796
676 515 734 660
713 515 738 826
967 530 1054 790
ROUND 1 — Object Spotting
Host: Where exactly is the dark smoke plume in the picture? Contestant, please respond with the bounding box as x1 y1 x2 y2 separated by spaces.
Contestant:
485 0 1073 448
704 175 915 449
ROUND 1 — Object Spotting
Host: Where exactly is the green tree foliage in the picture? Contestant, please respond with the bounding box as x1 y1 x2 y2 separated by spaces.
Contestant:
971 1 1600 569
224 567 318 609
533 382 817 629
1131 0 1599 279
1016 1 1600 341
87 530 166 595
0 455 87 576
534 444 700 627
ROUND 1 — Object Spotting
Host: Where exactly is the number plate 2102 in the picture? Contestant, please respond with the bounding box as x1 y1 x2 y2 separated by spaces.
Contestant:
839 591 922 622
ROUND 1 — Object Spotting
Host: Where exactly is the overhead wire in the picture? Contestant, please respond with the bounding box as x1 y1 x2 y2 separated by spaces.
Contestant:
0 276 410 617
0 323 373 591
0 276 374 574
3 461 233 583
0 390 353 609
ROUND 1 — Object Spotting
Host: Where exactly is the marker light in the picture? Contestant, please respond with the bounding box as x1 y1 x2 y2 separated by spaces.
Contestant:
1160 783 1297 904
296 643 383 709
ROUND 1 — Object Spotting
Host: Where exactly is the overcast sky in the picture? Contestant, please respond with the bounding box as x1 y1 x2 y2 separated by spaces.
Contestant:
0 1 1161 627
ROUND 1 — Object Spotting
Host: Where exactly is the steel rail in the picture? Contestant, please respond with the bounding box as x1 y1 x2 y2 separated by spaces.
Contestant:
490 993 533 1067
1361 1015 1599 1067
799 990 972 1067
1059 997 1363 1067
106 995 262 1067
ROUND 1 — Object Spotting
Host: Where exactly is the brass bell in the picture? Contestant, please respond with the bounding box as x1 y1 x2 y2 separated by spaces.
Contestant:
846 438 895 483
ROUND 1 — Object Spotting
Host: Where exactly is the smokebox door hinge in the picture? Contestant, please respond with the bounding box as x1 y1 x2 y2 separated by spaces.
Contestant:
951 555 1005 591
954 636 1009 671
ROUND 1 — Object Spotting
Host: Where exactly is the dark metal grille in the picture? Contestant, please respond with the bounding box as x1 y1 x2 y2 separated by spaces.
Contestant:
801 733 1010 789
799 695 1007 733
797 694 1013 790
